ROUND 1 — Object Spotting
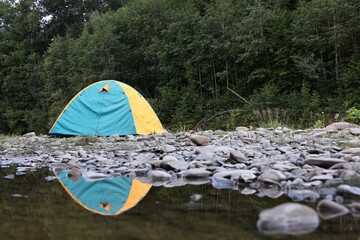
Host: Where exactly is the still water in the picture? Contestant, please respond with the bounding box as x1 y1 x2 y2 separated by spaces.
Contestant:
0 168 359 240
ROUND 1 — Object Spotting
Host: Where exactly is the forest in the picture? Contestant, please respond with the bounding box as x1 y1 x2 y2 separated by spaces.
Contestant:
0 0 359 134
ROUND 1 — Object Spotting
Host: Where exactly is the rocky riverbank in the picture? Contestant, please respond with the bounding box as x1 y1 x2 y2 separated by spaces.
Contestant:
1 121 360 234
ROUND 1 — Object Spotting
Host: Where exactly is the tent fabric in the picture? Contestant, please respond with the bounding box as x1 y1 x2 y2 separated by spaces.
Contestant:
55 171 151 216
49 80 163 136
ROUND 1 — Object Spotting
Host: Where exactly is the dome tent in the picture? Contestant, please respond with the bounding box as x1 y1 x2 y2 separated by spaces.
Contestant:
49 80 163 136
54 170 151 216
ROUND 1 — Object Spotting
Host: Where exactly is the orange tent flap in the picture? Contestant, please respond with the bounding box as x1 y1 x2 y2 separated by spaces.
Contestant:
99 84 110 92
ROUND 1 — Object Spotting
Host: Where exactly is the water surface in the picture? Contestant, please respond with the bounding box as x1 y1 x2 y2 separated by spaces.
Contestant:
0 168 359 240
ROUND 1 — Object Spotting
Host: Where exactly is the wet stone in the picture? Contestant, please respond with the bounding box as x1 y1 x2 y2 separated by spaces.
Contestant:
288 190 320 202
4 174 15 180
148 170 171 182
257 203 319 235
317 199 349 220
182 169 211 179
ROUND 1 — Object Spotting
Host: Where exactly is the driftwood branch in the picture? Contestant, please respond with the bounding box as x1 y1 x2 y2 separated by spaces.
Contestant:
227 87 250 105
194 109 238 130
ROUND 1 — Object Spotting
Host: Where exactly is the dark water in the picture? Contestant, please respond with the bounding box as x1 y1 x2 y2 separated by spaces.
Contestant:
0 168 360 240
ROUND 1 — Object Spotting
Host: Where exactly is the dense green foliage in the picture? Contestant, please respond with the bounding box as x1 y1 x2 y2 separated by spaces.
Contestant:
0 0 359 134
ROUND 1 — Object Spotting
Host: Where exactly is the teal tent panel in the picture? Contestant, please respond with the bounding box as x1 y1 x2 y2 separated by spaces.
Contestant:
57 172 132 215
49 80 136 136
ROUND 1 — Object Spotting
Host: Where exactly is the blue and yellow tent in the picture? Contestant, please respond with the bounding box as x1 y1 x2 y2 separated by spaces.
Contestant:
55 170 151 216
49 80 163 136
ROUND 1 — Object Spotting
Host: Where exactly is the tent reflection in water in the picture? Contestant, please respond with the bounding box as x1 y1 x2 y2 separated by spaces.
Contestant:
54 170 151 216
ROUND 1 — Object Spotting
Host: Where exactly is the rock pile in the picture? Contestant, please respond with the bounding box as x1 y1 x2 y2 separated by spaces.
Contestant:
1 121 360 233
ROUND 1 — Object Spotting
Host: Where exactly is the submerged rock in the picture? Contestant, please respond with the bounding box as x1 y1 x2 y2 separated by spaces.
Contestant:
257 203 319 235
288 190 320 202
148 170 171 182
317 199 349 220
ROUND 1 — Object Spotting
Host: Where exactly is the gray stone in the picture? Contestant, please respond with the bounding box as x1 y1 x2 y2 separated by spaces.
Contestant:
288 190 320 202
341 148 360 156
258 185 284 199
162 155 178 162
236 127 250 132
310 174 334 181
241 188 257 195
229 151 248 163
67 168 82 182
325 122 359 131
340 170 360 182
23 132 36 137
182 169 211 179
190 135 211 146
148 170 171 182
257 203 319 235
272 163 298 172
162 144 176 153
95 155 108 161
304 157 346 168
350 128 360 135
258 170 287 182
337 185 360 200
4 174 15 180
45 176 57 182
317 199 349 220
163 160 189 171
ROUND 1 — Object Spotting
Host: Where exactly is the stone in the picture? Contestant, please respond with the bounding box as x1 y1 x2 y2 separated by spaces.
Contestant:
161 144 176 153
52 150 64 157
350 128 360 135
190 194 202 201
148 170 171 182
67 168 82 182
190 135 211 146
258 185 284 199
272 163 298 172
23 132 36 137
288 190 320 202
182 169 211 179
162 155 178 162
163 160 190 171
236 127 249 131
212 170 257 189
304 157 346 168
310 174 334 181
4 174 15 180
241 188 257 195
324 122 358 131
229 151 248 163
337 185 360 200
75 136 98 146
95 155 108 161
257 203 319 235
341 148 360 156
258 170 287 182
45 176 57 182
317 199 349 220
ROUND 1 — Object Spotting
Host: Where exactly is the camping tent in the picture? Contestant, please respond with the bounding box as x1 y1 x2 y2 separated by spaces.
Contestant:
54 170 151 216
49 80 163 136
